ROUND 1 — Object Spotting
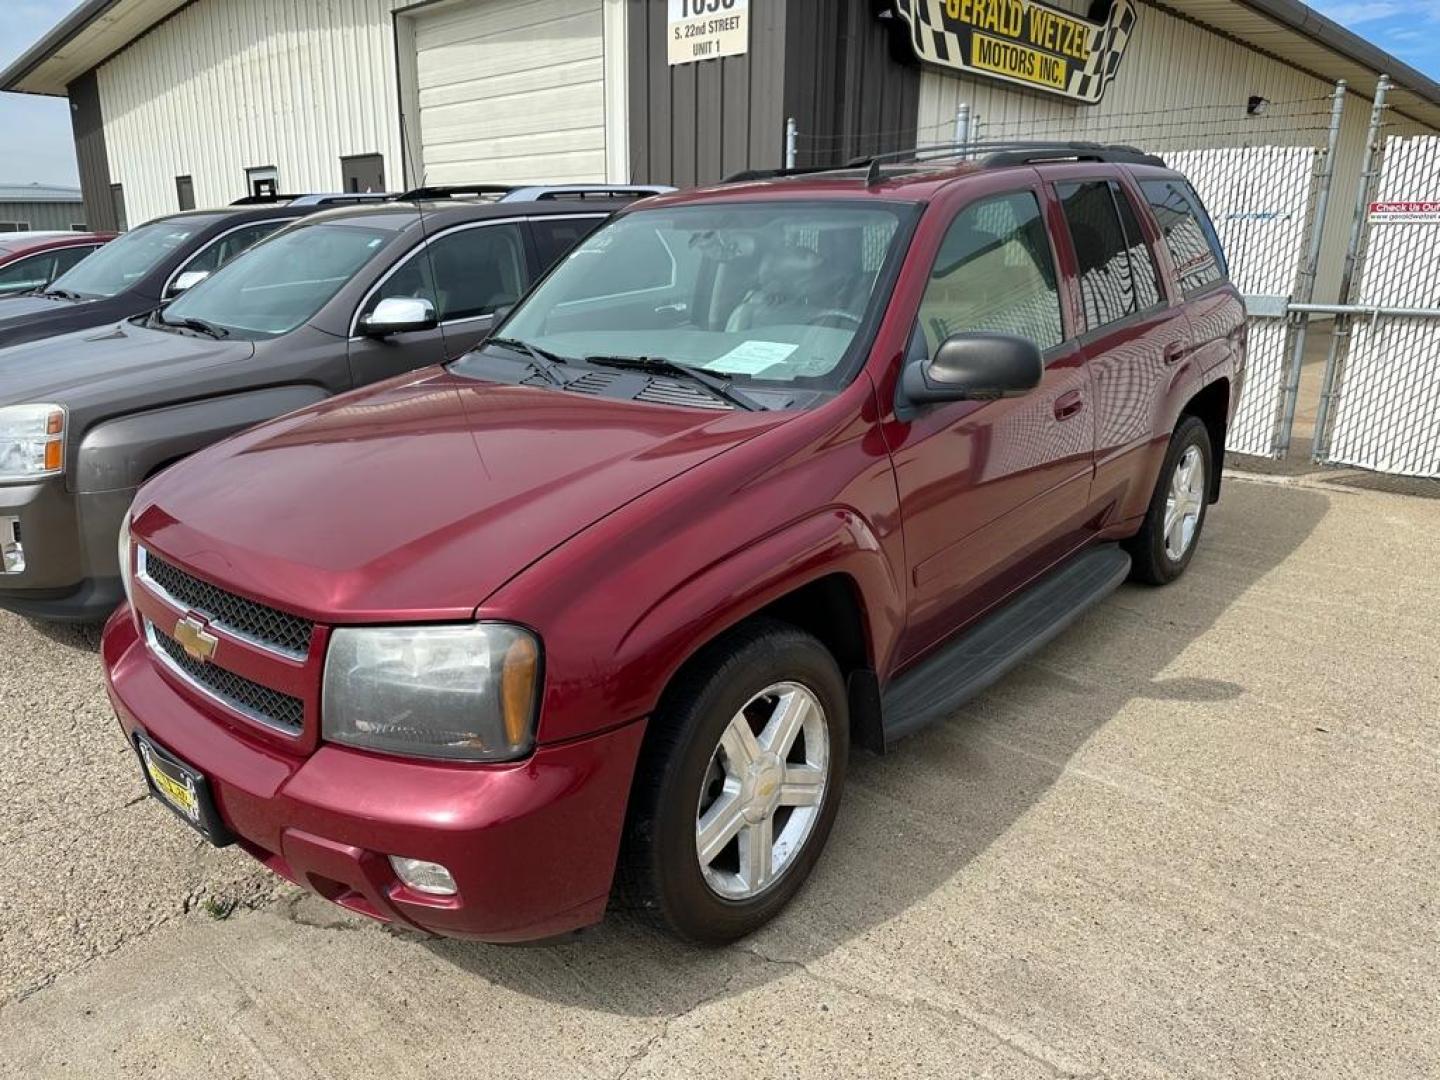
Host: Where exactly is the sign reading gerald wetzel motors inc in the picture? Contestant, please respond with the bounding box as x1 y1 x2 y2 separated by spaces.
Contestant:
890 0 1138 104
1367 201 1440 223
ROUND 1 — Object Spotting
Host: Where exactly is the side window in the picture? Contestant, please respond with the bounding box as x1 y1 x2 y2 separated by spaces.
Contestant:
0 254 57 295
362 223 528 326
1110 183 1162 310
1056 180 1147 333
180 221 285 279
427 223 527 322
50 245 100 279
917 191 1063 355
531 217 605 271
1140 179 1227 293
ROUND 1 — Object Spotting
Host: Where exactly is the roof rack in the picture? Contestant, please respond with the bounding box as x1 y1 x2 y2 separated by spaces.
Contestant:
855 140 1166 185
228 192 396 206
500 184 675 202
394 183 675 204
721 141 1167 188
395 183 517 202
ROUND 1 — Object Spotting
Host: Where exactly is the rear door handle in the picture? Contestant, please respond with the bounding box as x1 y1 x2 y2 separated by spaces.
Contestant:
1053 390 1084 421
1163 342 1191 366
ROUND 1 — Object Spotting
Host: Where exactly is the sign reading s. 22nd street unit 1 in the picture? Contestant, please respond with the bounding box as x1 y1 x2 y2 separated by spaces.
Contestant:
890 0 1137 104
668 0 749 65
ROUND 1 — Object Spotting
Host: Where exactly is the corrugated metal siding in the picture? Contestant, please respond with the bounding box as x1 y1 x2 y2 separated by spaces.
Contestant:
627 0 789 185
0 203 87 230
413 0 606 185
914 0 1438 303
96 0 411 224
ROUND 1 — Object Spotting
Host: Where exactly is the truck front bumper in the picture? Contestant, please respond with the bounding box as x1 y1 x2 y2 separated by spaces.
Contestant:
103 608 647 942
0 478 131 622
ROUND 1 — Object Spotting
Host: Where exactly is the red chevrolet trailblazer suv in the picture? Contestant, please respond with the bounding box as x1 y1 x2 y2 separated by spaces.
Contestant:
105 144 1244 944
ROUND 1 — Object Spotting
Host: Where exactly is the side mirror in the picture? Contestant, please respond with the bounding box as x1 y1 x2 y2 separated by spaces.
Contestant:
360 296 438 338
167 269 210 297
899 332 1043 408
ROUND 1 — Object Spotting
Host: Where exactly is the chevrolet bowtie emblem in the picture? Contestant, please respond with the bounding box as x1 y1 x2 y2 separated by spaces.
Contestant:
174 615 219 664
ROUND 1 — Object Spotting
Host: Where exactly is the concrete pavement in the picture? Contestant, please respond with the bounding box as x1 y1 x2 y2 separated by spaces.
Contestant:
1 474 1436 1079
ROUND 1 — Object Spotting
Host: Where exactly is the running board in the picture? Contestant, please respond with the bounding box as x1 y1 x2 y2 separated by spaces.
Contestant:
881 544 1131 744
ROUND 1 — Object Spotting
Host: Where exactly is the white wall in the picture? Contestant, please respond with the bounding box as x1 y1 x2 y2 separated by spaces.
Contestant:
95 0 631 226
915 0 1436 303
98 0 411 225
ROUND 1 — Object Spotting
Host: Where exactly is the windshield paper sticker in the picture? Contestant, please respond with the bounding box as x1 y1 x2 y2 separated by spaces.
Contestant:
710 341 798 375
888 0 1137 104
1368 201 1440 223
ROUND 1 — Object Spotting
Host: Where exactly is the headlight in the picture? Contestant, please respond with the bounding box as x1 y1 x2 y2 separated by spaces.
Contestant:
322 623 540 761
118 515 135 611
0 404 66 483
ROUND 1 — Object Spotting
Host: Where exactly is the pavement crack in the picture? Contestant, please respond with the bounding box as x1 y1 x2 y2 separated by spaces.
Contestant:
611 966 749 1080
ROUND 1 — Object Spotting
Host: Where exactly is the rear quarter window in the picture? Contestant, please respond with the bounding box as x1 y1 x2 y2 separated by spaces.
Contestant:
1140 179 1228 293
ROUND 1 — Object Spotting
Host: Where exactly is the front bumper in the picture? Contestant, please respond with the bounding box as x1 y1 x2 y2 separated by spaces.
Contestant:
103 608 647 942
0 477 132 621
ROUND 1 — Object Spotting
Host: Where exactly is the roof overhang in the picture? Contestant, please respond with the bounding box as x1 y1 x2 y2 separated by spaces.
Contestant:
2 0 1439 129
0 0 191 97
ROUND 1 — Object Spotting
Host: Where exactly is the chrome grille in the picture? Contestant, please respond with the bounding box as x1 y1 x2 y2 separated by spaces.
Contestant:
141 550 313 658
147 620 305 735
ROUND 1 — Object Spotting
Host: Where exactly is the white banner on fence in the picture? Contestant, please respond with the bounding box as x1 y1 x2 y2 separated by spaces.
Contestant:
1327 137 1440 478
1165 146 1316 458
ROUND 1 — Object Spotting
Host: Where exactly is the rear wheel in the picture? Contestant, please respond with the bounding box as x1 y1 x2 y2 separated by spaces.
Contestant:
1126 415 1212 585
617 620 848 944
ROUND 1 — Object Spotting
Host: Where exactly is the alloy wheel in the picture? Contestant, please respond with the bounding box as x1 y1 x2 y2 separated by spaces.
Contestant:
1164 444 1206 561
694 681 830 900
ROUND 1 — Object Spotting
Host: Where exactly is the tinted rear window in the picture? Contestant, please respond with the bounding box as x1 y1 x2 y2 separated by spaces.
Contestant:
1140 179 1227 292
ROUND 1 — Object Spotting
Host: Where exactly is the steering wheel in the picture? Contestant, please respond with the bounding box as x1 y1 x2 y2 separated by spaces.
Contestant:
805 309 863 329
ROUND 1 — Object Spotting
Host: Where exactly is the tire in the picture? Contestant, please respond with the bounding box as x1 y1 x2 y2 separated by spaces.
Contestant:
616 618 849 945
1125 415 1213 586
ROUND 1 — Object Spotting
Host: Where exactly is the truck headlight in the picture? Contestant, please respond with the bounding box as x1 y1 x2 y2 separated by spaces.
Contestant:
118 515 135 611
0 404 66 483
322 623 540 761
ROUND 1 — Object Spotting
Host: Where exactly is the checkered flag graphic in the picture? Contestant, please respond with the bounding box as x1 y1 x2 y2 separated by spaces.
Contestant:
1072 0 1138 103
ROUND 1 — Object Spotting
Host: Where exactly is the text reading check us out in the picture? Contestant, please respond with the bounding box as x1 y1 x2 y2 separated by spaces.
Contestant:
944 0 1096 61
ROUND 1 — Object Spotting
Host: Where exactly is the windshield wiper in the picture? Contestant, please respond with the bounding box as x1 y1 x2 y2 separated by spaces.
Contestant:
39 287 85 301
160 315 230 339
485 336 570 386
582 354 760 411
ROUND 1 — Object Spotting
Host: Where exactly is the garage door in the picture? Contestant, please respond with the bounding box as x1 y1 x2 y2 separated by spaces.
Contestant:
413 0 607 186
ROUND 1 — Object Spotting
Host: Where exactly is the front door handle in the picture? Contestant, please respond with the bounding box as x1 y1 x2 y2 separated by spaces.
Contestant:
1053 390 1085 421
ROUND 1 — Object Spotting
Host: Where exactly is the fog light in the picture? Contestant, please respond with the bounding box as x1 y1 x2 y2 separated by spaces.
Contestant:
1 517 22 574
388 856 458 896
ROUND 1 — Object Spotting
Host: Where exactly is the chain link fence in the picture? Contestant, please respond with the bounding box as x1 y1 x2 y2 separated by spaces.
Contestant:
1315 133 1440 477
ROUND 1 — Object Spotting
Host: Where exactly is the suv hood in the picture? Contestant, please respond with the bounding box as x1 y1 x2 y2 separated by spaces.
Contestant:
0 318 254 407
0 295 80 323
133 368 795 621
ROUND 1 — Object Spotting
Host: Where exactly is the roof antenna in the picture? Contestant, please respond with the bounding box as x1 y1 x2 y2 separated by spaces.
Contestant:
398 110 450 361
865 158 883 187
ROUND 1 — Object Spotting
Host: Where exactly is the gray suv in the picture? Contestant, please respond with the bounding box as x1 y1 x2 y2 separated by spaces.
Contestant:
0 184 666 621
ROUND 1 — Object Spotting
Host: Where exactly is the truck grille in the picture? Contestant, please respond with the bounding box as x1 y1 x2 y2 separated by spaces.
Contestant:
141 551 314 658
147 620 306 735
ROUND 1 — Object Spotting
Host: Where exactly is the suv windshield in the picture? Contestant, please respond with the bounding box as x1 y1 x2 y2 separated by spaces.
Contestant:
493 201 910 388
48 218 210 299
161 222 389 340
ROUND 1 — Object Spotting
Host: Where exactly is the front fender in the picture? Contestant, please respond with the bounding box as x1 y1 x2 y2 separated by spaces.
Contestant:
514 506 904 747
74 384 332 493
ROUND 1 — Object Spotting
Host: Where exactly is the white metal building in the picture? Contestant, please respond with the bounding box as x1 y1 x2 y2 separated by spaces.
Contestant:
3 0 1438 264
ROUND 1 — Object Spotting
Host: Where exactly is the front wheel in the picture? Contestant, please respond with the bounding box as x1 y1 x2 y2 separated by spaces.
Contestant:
1125 415 1213 585
617 620 849 944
